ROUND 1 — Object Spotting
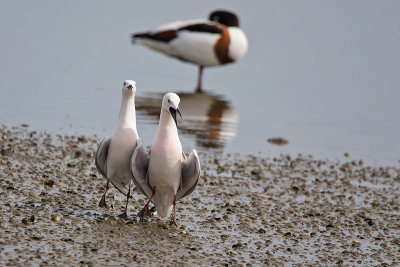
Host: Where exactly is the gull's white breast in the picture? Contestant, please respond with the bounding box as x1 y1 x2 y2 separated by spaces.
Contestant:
148 138 182 218
107 127 137 185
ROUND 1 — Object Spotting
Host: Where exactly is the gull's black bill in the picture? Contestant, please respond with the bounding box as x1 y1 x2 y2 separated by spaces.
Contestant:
169 107 182 126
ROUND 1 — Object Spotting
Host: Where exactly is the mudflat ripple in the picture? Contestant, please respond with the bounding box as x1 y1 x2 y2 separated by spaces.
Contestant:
1 125 399 266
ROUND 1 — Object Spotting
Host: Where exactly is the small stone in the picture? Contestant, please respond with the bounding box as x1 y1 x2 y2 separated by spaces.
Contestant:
257 228 266 234
78 136 88 143
44 179 54 186
232 241 243 249
391 239 400 246
74 150 82 158
291 186 299 192
52 215 61 222
220 234 229 241
344 152 351 158
22 218 29 225
365 218 373 226
371 200 380 207
267 137 289 145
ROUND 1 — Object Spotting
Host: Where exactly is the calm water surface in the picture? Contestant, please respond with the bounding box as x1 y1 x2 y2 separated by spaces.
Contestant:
1 1 399 165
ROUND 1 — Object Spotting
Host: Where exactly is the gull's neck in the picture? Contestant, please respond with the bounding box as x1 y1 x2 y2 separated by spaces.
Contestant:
155 108 178 141
117 92 137 130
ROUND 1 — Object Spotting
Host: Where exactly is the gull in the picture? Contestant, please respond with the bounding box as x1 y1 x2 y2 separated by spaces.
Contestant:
95 80 138 218
131 10 248 90
131 93 200 226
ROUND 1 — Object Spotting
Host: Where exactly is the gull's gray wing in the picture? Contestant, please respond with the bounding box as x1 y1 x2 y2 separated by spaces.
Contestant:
95 137 111 179
130 138 153 199
177 149 200 200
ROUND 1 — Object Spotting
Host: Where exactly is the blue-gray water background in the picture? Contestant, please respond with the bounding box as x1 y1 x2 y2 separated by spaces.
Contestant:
1 1 399 166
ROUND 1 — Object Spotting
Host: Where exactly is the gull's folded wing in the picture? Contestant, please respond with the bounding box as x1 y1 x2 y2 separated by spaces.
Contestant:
130 138 153 199
95 137 110 178
177 149 200 200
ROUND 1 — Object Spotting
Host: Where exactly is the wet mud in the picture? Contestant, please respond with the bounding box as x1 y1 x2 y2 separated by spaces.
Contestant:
1 125 399 266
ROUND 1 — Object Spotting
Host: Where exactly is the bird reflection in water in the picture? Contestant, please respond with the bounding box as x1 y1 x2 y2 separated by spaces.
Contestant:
136 90 238 149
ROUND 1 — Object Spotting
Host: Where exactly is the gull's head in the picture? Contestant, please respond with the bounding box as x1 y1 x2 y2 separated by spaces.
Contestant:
162 93 181 126
122 80 136 94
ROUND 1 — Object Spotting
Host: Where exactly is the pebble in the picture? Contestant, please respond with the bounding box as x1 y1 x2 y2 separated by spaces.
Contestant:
44 179 54 186
267 137 289 145
232 241 243 249
52 215 61 222
257 228 266 234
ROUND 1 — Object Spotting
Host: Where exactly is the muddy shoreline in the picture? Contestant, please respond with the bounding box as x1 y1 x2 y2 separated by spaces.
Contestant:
1 125 399 266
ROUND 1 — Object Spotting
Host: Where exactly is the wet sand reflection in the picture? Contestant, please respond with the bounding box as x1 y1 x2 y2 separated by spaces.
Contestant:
136 90 238 149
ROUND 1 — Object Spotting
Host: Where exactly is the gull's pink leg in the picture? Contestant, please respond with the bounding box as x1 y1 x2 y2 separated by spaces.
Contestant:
138 186 156 218
171 194 178 227
98 179 110 208
119 183 131 219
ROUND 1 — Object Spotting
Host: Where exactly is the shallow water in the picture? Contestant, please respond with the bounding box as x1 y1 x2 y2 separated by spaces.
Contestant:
1 1 400 165
136 91 238 149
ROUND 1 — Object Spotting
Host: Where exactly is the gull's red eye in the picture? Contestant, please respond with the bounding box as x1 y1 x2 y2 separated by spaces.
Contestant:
168 99 171 103
124 82 126 86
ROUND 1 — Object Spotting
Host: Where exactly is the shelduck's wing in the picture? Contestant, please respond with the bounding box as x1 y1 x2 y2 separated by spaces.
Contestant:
132 20 223 44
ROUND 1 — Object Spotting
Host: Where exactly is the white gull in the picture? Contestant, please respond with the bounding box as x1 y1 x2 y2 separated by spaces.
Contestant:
130 93 200 226
95 80 138 218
